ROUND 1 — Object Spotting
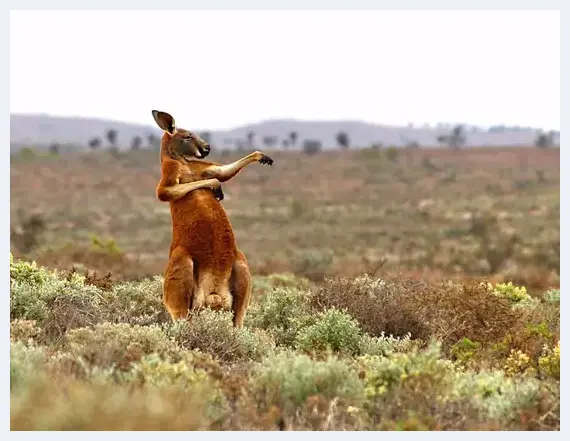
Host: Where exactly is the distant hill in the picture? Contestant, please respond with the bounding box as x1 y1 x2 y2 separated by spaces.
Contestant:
10 113 559 151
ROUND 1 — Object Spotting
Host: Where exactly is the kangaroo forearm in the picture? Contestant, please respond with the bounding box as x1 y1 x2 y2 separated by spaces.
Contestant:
157 179 216 202
207 153 259 182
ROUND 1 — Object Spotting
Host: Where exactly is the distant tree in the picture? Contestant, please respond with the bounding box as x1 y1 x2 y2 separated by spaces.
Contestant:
289 131 298 149
262 135 278 149
535 131 557 149
406 141 420 149
49 143 60 155
147 134 160 150
246 131 255 149
199 131 212 145
88 137 102 150
436 124 466 149
302 139 322 156
336 131 350 149
130 136 142 150
400 134 420 149
106 129 118 149
236 139 246 152
282 139 290 149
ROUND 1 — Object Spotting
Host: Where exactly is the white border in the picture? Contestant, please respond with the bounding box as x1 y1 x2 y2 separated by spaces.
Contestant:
5 2 565 439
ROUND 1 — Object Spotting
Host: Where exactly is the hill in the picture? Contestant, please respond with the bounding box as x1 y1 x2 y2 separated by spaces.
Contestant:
9 113 557 151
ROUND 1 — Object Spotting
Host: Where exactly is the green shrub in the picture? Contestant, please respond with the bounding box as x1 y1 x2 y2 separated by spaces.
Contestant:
543 289 560 304
247 287 314 346
538 341 560 380
451 370 541 420
102 276 169 325
10 342 47 391
359 332 416 356
63 323 181 371
167 309 275 362
356 342 455 400
292 249 334 281
251 352 364 415
252 272 311 297
294 308 362 354
10 254 54 286
451 338 481 366
491 282 538 308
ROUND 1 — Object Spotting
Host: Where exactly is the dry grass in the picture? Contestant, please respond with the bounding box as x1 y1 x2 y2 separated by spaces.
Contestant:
9 146 559 431
10 147 559 290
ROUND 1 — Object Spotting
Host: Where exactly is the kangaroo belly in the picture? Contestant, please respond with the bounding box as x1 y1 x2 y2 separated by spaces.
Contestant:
169 191 237 267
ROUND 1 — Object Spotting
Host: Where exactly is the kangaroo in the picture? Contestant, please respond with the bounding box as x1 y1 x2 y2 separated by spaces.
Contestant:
152 110 273 327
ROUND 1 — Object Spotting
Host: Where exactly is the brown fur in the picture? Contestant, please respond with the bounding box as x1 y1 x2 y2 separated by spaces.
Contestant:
152 110 273 327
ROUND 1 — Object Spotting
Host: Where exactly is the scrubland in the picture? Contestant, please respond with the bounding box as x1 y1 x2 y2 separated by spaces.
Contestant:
10 146 560 430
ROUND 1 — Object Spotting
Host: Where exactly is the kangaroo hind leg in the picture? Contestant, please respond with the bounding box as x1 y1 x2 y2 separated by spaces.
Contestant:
230 250 252 328
163 247 194 321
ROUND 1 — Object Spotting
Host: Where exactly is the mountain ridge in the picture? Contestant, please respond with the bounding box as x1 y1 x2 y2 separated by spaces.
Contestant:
10 113 557 151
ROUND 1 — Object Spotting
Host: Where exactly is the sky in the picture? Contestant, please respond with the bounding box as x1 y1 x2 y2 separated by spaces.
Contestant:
10 10 560 131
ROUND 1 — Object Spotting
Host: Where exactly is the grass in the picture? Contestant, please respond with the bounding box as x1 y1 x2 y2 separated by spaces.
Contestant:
10 147 559 291
9 146 559 430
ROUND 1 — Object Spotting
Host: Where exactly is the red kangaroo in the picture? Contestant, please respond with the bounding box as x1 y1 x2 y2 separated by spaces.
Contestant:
152 110 273 327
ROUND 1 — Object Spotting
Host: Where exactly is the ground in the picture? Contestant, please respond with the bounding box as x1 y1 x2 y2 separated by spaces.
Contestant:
9 146 560 430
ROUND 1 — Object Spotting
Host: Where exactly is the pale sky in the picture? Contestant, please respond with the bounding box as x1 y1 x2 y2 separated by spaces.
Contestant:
10 10 560 131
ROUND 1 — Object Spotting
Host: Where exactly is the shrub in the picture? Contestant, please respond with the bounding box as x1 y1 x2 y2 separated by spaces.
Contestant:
450 338 481 367
63 323 181 372
358 332 417 356
10 254 53 286
10 319 42 343
10 342 47 391
251 272 311 298
167 309 275 362
294 308 362 354
451 370 541 421
355 342 455 400
538 341 560 380
251 352 364 416
292 249 334 281
101 276 170 325
10 380 216 430
247 287 314 346
503 349 535 376
311 276 522 352
490 282 538 308
543 289 560 304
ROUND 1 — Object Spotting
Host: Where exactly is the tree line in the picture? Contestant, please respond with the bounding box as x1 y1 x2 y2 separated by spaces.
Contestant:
46 125 559 156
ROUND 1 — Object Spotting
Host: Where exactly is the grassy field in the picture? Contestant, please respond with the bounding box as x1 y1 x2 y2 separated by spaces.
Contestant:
9 146 560 430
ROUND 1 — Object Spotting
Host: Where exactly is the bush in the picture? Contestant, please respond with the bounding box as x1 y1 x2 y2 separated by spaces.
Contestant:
167 309 275 362
293 249 334 281
251 352 364 416
10 380 217 430
294 308 362 354
10 254 53 286
355 342 455 400
10 342 47 391
63 323 181 372
247 287 314 346
490 282 539 308
311 276 523 352
538 341 560 380
251 273 311 298
10 319 42 343
543 289 560 304
451 370 541 421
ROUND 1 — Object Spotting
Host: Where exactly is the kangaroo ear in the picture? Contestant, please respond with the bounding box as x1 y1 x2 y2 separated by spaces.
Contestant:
151 110 176 134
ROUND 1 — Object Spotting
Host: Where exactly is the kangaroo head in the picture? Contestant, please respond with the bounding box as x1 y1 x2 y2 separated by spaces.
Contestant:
151 110 211 161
